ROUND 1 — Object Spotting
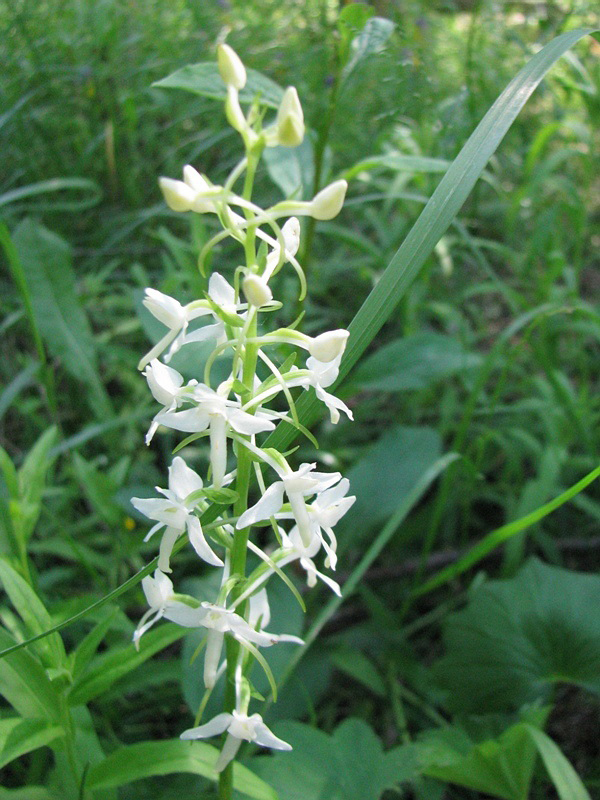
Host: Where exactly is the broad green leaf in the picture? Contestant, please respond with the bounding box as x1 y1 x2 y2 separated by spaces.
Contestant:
0 557 65 669
263 137 314 199
341 17 395 84
253 718 417 800
69 623 185 705
343 426 441 533
0 628 59 720
153 63 284 109
72 452 122 526
418 711 547 800
86 739 277 800
434 558 600 713
11 219 113 419
16 426 58 546
337 4 375 67
330 647 386 696
0 717 63 770
71 606 120 679
524 725 591 800
350 333 481 392
263 28 598 458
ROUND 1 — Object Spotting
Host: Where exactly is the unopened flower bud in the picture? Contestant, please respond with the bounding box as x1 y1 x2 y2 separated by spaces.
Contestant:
159 177 196 212
277 87 304 147
243 274 273 307
182 165 217 213
282 217 301 256
309 180 348 220
217 43 246 90
309 329 349 362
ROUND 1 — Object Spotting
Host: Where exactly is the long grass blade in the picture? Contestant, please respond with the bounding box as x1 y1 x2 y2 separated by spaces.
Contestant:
264 28 597 453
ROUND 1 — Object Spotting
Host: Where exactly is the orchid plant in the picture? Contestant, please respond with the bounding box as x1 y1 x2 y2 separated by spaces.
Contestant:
131 44 355 797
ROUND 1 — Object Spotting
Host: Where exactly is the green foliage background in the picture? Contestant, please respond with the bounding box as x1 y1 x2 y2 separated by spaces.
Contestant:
0 1 599 798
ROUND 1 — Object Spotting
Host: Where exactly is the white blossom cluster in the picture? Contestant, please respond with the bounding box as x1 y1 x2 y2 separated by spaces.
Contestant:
131 44 355 774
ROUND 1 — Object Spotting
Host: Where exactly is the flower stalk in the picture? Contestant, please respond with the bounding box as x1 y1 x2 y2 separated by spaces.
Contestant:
131 44 355 799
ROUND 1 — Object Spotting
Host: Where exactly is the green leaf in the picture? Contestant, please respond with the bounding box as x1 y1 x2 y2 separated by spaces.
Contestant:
0 717 63 770
153 63 284 109
0 628 60 721
418 713 547 800
434 558 600 713
202 487 240 505
10 219 113 419
0 788 54 800
15 426 58 547
330 647 386 696
350 333 481 392
341 17 395 84
71 606 120 679
69 623 184 706
263 28 598 458
343 426 442 534
524 725 591 800
0 177 101 212
86 739 277 800
0 557 66 669
416 463 600 596
253 718 417 800
342 153 450 182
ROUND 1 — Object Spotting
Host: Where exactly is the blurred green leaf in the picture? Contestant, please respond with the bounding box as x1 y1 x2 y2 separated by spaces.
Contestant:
254 718 417 800
17 426 58 546
86 739 277 799
524 725 591 800
0 717 63 770
350 333 481 392
417 710 548 800
341 17 395 84
10 220 113 419
69 623 184 706
153 63 284 108
330 647 386 696
434 558 600 713
0 557 66 669
344 425 442 533
0 628 60 721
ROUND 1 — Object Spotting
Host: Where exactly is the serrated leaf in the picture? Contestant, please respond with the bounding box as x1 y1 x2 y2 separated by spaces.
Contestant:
0 557 66 669
434 558 600 713
10 220 112 419
86 739 277 799
153 63 284 109
0 717 63 770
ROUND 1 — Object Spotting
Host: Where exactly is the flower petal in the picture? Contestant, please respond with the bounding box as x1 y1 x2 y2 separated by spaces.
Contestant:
180 713 232 740
208 272 236 307
156 407 211 433
187 515 223 567
253 722 292 751
227 408 275 435
236 482 285 528
169 456 203 499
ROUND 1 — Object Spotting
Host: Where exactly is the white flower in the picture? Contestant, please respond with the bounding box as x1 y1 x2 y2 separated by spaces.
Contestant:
181 710 291 772
263 217 301 282
156 383 275 488
159 166 221 214
309 329 349 362
132 569 207 650
138 289 211 369
198 600 302 689
286 354 352 424
279 527 342 596
131 456 222 572
276 478 355 570
237 463 341 547
143 360 197 444
182 273 246 349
